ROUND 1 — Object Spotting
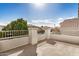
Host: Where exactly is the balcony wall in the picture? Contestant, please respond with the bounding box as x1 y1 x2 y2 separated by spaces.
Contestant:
38 34 46 41
60 27 79 36
0 36 29 52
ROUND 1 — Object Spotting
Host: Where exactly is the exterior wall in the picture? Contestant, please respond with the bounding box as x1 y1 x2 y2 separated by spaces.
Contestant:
28 28 38 45
60 30 79 36
38 34 46 41
0 36 29 52
60 18 79 36
45 28 51 39
60 19 79 28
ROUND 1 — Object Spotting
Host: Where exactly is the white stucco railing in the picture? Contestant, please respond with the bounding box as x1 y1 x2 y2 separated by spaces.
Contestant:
0 36 29 52
0 27 51 52
0 30 29 52
0 30 28 40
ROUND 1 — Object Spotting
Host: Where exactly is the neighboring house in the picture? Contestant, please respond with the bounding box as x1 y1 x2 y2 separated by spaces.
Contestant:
60 18 79 36
0 25 5 31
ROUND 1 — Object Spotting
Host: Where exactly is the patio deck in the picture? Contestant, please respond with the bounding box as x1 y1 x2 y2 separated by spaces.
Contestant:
0 44 37 56
0 38 47 56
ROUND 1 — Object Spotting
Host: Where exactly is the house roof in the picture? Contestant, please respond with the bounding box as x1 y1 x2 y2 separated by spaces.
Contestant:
60 18 79 24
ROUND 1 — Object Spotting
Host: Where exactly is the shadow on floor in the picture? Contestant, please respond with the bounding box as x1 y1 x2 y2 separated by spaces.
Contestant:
0 44 37 56
18 44 37 56
0 39 47 56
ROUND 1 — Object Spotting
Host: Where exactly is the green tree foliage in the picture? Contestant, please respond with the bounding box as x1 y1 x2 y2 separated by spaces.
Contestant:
2 18 28 30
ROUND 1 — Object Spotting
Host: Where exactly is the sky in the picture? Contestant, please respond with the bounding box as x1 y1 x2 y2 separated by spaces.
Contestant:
0 3 78 27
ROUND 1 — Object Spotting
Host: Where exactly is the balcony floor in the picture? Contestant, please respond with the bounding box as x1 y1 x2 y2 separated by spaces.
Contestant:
0 44 37 56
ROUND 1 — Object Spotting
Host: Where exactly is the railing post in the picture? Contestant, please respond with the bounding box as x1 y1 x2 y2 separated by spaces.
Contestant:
28 28 38 45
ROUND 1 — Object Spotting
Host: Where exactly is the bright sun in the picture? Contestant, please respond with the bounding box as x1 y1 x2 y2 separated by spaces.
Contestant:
33 3 45 9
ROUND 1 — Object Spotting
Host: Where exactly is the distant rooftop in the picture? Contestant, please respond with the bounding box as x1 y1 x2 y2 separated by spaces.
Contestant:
60 18 79 25
64 18 79 21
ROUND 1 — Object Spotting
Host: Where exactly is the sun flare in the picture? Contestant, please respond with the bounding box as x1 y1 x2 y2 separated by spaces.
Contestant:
33 3 45 9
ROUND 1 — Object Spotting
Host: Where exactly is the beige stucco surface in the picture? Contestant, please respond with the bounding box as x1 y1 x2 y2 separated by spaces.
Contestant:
37 41 79 56
0 37 29 52
50 34 79 44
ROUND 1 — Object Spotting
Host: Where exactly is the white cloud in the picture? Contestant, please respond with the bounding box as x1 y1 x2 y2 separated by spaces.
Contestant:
30 19 54 27
0 22 9 26
55 16 76 27
0 16 77 27
31 19 53 23
55 18 64 27
29 16 77 27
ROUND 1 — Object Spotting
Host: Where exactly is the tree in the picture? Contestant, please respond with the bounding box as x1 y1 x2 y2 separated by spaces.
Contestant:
2 18 28 30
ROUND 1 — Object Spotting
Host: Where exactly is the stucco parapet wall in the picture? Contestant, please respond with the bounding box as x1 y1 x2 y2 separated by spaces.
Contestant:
0 37 29 52
50 34 79 45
